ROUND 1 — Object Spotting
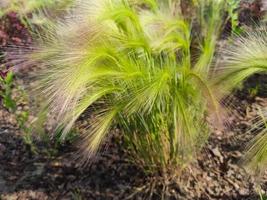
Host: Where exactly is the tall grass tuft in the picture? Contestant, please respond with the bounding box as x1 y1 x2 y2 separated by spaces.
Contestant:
216 26 267 175
12 0 227 172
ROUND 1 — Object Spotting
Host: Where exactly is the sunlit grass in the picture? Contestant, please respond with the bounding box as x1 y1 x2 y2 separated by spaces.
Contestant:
10 0 228 173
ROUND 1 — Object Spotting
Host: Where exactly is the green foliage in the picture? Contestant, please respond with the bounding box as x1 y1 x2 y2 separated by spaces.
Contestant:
0 71 16 111
259 192 267 200
20 0 227 172
226 0 241 34
54 127 79 146
0 0 73 28
194 0 227 73
71 189 83 200
248 84 259 98
0 71 35 152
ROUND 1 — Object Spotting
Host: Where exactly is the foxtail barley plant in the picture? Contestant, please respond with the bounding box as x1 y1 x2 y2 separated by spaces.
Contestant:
11 0 227 172
217 26 267 175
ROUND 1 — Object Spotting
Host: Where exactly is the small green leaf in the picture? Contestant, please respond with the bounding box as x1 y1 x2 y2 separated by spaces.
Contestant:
5 72 14 85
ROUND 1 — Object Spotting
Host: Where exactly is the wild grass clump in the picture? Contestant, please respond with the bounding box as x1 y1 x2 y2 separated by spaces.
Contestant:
217 26 267 175
13 0 228 173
